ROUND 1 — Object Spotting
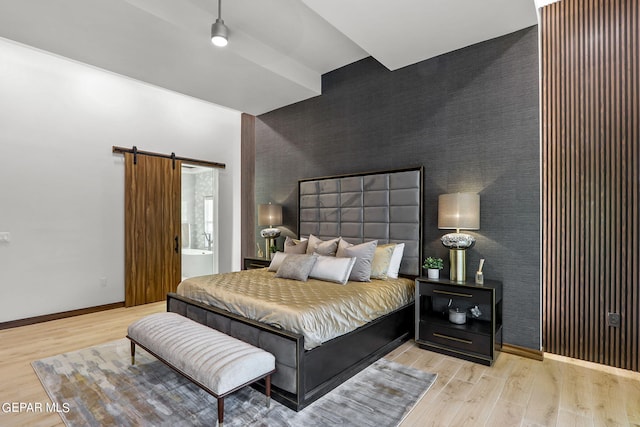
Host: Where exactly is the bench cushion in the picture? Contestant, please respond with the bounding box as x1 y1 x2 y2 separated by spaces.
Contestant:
128 312 275 395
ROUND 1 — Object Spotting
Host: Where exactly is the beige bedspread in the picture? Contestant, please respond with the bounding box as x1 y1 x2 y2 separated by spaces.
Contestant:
176 268 415 350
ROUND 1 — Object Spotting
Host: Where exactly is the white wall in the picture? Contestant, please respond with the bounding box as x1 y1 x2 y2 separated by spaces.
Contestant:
0 37 242 322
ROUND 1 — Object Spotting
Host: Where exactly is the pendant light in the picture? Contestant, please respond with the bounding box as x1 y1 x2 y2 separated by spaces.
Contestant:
211 0 228 47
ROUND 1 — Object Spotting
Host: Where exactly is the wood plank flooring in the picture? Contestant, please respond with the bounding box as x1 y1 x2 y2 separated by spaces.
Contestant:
0 302 638 426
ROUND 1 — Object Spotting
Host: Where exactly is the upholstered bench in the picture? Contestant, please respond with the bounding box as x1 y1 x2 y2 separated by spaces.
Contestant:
127 312 276 426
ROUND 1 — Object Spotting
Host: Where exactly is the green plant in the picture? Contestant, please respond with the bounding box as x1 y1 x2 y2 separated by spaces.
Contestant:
423 257 444 270
270 245 278 254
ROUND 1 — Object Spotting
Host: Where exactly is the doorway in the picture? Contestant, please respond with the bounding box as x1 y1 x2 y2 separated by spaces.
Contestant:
117 145 225 307
181 165 219 280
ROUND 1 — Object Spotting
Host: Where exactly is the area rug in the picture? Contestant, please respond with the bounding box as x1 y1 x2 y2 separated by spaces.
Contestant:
32 339 436 427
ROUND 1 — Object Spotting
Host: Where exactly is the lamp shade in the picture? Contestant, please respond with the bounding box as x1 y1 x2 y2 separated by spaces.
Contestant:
258 203 282 227
438 193 480 230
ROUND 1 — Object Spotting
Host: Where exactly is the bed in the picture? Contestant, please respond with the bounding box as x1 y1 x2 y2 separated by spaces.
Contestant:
167 167 423 411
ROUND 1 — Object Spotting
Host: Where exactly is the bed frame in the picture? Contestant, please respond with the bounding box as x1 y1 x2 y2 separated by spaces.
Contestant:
168 167 423 411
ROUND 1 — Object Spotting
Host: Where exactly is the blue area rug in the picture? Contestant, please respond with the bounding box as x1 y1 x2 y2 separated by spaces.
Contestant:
32 339 436 426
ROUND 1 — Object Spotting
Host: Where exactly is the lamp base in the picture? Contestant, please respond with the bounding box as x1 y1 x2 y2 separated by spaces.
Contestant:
261 228 281 259
449 249 466 282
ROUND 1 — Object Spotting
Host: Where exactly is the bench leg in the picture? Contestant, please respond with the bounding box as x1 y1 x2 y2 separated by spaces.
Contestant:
265 374 271 408
130 341 136 365
217 397 224 427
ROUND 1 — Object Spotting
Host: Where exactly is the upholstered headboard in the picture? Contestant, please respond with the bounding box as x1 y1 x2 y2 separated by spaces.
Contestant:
298 167 423 276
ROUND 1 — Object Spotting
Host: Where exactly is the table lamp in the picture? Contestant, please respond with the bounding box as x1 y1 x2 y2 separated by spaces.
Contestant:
438 193 480 282
258 203 282 258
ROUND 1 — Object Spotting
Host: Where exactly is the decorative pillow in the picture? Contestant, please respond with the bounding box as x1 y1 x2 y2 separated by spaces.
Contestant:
284 236 308 254
305 234 340 256
386 243 405 279
268 251 288 272
275 253 318 281
309 255 357 285
336 239 378 282
370 244 396 279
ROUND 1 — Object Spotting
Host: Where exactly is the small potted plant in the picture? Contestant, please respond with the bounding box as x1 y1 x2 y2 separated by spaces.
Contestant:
423 257 444 279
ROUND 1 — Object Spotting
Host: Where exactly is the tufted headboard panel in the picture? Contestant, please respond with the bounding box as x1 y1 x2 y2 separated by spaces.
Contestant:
298 167 423 276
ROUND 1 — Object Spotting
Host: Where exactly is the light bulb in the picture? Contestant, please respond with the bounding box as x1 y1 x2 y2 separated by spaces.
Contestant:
211 35 228 47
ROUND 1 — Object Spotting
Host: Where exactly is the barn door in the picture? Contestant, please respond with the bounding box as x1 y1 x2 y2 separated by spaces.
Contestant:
124 153 181 307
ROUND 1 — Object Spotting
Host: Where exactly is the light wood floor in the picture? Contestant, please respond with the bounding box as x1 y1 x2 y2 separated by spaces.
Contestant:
0 303 638 427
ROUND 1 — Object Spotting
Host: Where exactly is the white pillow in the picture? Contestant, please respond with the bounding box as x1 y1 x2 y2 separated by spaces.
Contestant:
268 251 288 272
386 243 405 279
309 255 357 285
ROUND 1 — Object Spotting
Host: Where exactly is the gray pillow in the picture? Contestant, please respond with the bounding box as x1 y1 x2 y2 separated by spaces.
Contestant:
305 234 340 256
336 239 378 282
309 255 357 285
275 253 318 281
284 236 308 254
268 251 288 271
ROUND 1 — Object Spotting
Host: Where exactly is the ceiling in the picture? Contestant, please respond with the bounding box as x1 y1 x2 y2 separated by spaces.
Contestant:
0 0 538 115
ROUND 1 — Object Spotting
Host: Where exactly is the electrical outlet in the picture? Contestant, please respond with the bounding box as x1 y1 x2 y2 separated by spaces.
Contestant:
100 277 108 288
607 312 620 327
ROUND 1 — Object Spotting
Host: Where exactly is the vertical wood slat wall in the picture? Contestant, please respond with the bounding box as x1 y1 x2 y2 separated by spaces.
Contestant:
241 113 256 262
541 0 639 371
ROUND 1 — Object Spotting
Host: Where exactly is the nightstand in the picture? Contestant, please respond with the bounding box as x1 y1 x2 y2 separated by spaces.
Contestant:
243 256 271 270
415 277 503 366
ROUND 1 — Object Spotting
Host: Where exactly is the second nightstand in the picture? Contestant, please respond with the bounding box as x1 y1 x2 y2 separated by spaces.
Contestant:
415 277 503 366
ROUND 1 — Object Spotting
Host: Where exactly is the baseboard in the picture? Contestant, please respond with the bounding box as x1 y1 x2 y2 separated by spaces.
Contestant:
501 343 544 361
0 302 125 330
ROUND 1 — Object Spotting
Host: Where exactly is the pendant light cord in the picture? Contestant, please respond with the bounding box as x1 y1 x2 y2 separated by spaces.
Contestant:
218 0 222 20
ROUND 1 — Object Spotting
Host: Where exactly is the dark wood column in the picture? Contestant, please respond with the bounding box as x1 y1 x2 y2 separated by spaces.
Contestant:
241 113 256 264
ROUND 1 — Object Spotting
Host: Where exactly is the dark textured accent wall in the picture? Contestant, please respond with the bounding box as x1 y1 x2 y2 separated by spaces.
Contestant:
255 26 540 350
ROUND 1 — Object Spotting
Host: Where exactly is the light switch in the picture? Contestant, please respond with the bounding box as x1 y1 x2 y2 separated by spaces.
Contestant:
0 232 11 242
